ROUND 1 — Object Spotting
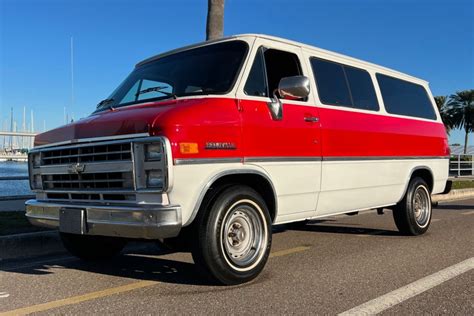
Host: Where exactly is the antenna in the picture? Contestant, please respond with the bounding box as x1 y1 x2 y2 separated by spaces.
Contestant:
71 36 74 114
22 106 26 149
9 107 13 150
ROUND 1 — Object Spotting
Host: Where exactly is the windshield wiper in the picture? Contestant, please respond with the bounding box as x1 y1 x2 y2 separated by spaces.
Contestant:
136 86 177 99
96 98 115 108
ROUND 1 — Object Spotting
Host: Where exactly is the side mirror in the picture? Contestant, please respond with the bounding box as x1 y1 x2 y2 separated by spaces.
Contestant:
267 75 310 120
278 76 311 100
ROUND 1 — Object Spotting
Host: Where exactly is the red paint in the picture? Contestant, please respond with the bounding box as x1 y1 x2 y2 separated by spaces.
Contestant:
35 97 449 161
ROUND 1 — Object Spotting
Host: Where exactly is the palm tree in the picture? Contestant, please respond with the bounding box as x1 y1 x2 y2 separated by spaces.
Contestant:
206 0 225 40
444 90 474 154
434 95 452 135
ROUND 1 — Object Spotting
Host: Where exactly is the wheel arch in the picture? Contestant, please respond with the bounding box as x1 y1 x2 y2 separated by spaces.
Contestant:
184 169 278 226
398 166 434 203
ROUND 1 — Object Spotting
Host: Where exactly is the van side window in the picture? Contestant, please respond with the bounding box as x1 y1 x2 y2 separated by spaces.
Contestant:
311 58 379 111
376 74 437 120
244 48 268 97
264 49 303 97
244 47 304 100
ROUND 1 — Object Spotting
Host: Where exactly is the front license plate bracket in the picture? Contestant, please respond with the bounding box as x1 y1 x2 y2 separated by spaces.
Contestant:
59 208 87 234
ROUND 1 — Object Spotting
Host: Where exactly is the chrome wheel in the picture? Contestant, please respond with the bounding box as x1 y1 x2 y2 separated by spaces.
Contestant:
221 199 267 272
413 185 431 228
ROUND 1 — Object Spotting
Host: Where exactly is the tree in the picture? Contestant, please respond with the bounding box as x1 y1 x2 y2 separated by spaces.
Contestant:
444 90 474 154
206 0 225 41
434 95 452 135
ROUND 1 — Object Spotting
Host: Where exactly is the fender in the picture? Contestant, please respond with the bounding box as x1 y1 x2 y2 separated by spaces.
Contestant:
183 167 278 226
397 165 435 203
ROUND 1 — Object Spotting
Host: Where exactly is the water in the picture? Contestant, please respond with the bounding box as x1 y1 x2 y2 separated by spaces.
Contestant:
0 162 32 197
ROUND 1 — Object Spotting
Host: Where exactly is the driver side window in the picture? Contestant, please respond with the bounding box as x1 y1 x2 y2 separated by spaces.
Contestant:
244 47 303 99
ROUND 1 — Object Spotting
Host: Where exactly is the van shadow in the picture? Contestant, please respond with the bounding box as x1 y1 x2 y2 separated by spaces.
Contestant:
0 245 220 287
434 204 474 210
2 220 401 286
276 220 400 236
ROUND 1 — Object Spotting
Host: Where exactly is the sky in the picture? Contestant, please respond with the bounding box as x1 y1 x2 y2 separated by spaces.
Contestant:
0 0 473 144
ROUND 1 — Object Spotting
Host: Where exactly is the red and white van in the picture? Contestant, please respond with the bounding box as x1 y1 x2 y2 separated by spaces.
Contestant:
27 34 450 284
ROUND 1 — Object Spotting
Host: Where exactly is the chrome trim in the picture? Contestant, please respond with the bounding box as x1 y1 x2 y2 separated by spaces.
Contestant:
29 136 171 195
174 158 242 165
33 133 149 150
278 75 311 100
26 199 181 240
185 169 277 226
245 156 322 163
175 157 323 165
174 156 448 165
322 156 450 161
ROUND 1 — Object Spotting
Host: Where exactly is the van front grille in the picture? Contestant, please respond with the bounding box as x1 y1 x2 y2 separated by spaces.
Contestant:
42 172 134 190
41 143 132 166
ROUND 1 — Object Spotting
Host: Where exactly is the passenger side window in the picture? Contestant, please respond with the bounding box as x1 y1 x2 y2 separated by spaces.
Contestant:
244 47 304 100
264 49 302 96
311 58 379 111
376 74 436 120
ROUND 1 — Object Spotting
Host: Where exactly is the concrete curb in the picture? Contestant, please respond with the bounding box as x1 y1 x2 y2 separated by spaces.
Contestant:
0 231 65 261
432 188 474 203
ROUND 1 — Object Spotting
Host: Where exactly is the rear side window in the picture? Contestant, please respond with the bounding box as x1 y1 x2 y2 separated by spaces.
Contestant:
376 74 437 120
311 58 379 111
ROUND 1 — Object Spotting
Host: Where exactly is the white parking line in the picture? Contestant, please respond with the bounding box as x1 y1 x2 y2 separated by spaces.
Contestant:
0 292 10 298
339 257 474 315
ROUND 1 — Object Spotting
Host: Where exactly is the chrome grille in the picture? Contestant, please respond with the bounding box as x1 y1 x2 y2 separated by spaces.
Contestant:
29 136 168 203
41 143 131 166
42 172 134 190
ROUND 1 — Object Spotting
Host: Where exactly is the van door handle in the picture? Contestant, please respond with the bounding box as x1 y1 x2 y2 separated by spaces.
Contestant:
304 116 319 122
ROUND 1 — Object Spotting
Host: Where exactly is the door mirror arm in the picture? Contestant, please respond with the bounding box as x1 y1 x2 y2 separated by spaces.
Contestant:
267 89 283 121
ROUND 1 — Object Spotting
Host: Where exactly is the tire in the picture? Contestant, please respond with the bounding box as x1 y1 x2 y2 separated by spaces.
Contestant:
60 233 127 260
191 185 272 285
393 177 432 236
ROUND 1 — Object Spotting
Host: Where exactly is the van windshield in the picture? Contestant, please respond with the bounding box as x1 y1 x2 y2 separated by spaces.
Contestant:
95 40 248 112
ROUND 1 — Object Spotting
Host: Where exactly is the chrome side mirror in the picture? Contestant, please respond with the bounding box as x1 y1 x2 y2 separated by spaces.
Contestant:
267 75 310 120
278 76 310 100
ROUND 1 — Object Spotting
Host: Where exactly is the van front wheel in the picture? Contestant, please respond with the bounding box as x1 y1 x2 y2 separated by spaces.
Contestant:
393 177 432 236
191 185 272 285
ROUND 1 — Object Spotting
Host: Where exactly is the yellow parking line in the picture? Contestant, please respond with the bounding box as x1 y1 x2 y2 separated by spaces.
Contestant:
0 281 158 316
1 246 310 315
269 246 310 258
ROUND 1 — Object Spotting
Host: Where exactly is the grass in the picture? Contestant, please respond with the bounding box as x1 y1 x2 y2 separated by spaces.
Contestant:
0 211 51 236
451 180 474 190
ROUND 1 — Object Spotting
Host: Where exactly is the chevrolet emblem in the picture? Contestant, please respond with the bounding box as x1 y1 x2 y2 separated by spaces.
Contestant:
68 163 86 174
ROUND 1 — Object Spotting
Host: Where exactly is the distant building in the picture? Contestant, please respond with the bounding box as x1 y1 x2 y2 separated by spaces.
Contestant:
450 145 474 155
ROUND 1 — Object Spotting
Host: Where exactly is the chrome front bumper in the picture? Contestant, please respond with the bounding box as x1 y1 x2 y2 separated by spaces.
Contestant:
25 200 182 239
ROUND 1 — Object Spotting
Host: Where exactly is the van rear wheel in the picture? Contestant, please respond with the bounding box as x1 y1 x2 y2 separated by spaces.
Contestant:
393 177 432 236
191 185 272 285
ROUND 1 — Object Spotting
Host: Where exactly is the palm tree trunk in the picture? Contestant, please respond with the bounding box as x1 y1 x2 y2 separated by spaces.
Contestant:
206 0 225 41
464 128 469 154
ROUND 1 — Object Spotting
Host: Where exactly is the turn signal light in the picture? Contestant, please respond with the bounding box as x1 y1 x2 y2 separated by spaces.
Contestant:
179 142 199 154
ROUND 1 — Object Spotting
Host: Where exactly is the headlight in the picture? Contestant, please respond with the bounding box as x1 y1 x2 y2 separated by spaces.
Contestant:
32 153 41 168
145 144 162 161
146 170 163 188
31 174 42 190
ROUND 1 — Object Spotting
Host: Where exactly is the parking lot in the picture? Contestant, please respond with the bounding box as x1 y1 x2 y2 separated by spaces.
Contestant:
0 199 473 315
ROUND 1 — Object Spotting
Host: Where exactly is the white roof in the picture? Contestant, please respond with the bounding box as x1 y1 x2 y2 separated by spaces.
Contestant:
137 33 428 85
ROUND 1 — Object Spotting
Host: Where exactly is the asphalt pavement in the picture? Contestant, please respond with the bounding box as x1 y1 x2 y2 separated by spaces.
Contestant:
0 199 473 315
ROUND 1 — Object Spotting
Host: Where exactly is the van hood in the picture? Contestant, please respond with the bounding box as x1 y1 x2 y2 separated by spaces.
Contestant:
34 99 185 147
